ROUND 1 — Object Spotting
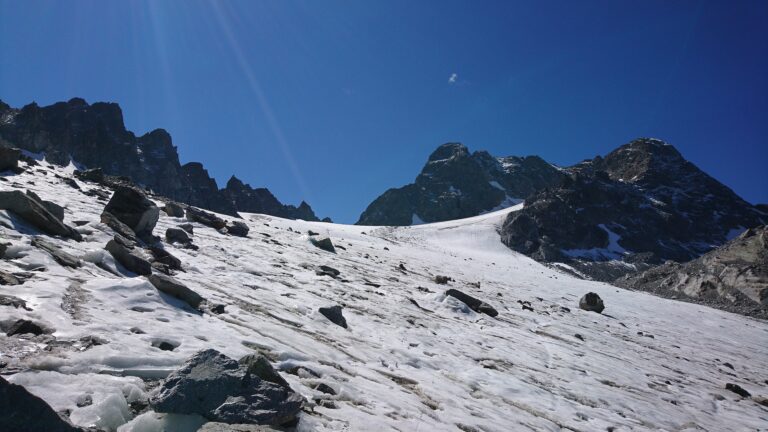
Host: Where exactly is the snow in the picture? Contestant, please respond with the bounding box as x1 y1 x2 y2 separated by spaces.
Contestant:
563 224 627 261
1 161 768 431
488 180 505 191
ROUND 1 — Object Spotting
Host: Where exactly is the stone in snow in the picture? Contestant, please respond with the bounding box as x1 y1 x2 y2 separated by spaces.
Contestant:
105 237 152 276
310 236 336 253
579 292 605 313
103 185 159 238
147 273 204 309
0 190 81 240
445 289 499 317
0 376 80 432
319 305 347 328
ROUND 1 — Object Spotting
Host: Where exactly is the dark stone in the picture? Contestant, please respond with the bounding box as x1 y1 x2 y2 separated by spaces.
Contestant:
0 147 21 172
100 211 138 243
578 292 605 313
73 167 104 183
166 227 192 244
227 220 250 237
434 275 451 285
103 185 159 238
152 340 177 351
0 376 80 432
445 289 499 317
310 236 336 253
25 191 64 221
186 206 227 230
163 201 185 217
150 349 303 426
315 265 340 278
0 294 31 310
239 354 291 389
0 190 81 240
319 305 347 328
0 270 22 285
179 223 194 234
149 246 182 270
6 319 45 336
31 237 81 268
105 238 152 275
147 273 203 309
725 383 751 398
313 383 336 395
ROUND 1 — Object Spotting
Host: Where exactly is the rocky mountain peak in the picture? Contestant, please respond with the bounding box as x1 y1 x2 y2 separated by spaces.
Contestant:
427 142 469 163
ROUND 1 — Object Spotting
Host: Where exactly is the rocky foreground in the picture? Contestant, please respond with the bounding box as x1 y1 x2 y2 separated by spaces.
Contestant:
1 152 768 431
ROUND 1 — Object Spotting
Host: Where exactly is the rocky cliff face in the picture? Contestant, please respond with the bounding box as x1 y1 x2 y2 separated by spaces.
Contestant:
615 225 768 318
500 138 767 278
0 98 323 221
357 143 565 225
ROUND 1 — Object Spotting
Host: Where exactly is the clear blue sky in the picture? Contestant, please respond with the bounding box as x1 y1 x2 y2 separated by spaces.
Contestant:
1 1 766 223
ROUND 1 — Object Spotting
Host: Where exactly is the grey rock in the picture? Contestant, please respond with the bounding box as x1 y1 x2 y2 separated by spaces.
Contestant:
166 227 192 244
150 349 302 426
100 211 138 243
578 292 605 313
199 422 282 432
105 237 152 275
73 167 104 183
227 220 249 237
0 147 21 172
0 375 80 432
725 383 751 398
310 236 336 253
315 265 340 278
239 354 290 389
0 270 21 285
163 201 186 217
149 246 182 271
179 223 194 235
445 289 498 317
31 237 81 268
0 190 81 240
6 319 45 336
25 191 64 221
319 305 347 328
186 206 227 230
147 273 203 309
0 294 30 310
103 185 159 238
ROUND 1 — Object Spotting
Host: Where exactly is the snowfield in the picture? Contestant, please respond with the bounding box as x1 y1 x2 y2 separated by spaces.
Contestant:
1 160 767 432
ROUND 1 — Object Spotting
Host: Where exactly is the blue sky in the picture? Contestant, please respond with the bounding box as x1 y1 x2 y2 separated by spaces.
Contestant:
1 1 766 223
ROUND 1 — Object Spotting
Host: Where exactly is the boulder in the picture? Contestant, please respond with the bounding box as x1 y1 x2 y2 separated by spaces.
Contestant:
31 237 81 268
147 273 203 309
445 289 499 317
150 349 303 426
100 211 138 243
166 227 192 244
578 292 605 313
0 294 30 310
186 206 227 230
0 269 21 285
227 221 250 237
25 191 64 221
6 319 46 336
725 383 751 398
179 223 194 235
163 201 186 218
103 185 159 238
239 354 291 389
0 376 80 432
0 147 21 172
73 167 104 183
319 305 347 328
310 236 336 253
0 190 81 240
315 265 340 278
105 237 152 275
149 246 182 271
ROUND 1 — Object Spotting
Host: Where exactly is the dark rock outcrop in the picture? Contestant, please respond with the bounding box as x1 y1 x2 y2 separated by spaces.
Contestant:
310 236 335 253
445 289 499 317
6 319 46 336
578 292 605 313
0 98 324 220
223 176 322 221
357 143 564 225
0 376 80 432
105 237 152 275
319 305 347 328
150 349 303 426
186 207 227 230
616 225 768 318
0 190 81 240
166 227 192 244
227 221 250 237
0 147 20 172
103 185 159 238
147 273 203 309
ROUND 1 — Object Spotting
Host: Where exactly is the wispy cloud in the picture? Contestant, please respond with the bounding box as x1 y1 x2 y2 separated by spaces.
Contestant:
448 73 458 84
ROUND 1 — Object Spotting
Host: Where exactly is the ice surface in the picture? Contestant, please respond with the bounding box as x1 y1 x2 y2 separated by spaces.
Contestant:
1 161 767 431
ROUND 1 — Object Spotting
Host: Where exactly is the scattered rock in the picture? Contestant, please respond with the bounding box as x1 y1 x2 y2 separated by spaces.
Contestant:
152 340 178 351
149 246 182 271
0 294 31 310
147 273 203 309
312 383 336 395
0 190 81 240
0 147 21 172
31 237 81 268
0 375 80 432
307 230 319 236
208 304 226 314
186 206 227 230
150 349 303 426
445 289 499 317
75 394 93 408
575 334 585 341
319 305 348 328
227 220 250 237
434 275 452 285
103 185 160 238
166 227 192 244
310 236 336 253
105 237 152 275
722 362 734 370
725 383 751 398
73 167 104 183
129 327 145 334
163 201 186 218
579 292 605 313
179 223 194 235
315 265 340 278
6 319 45 336
0 270 21 285
100 210 138 242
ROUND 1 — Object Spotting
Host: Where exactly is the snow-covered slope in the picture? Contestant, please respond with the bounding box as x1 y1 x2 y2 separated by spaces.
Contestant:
1 161 767 431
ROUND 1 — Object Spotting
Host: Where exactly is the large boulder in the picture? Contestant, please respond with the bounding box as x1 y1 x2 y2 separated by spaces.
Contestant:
163 201 186 218
0 376 80 432
227 221 250 237
445 289 499 317
578 292 605 313
105 236 152 275
147 273 203 309
100 211 138 243
31 237 81 268
150 349 303 426
26 191 64 221
0 147 21 172
310 236 336 253
103 185 159 238
0 190 81 240
186 207 227 230
166 227 192 244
